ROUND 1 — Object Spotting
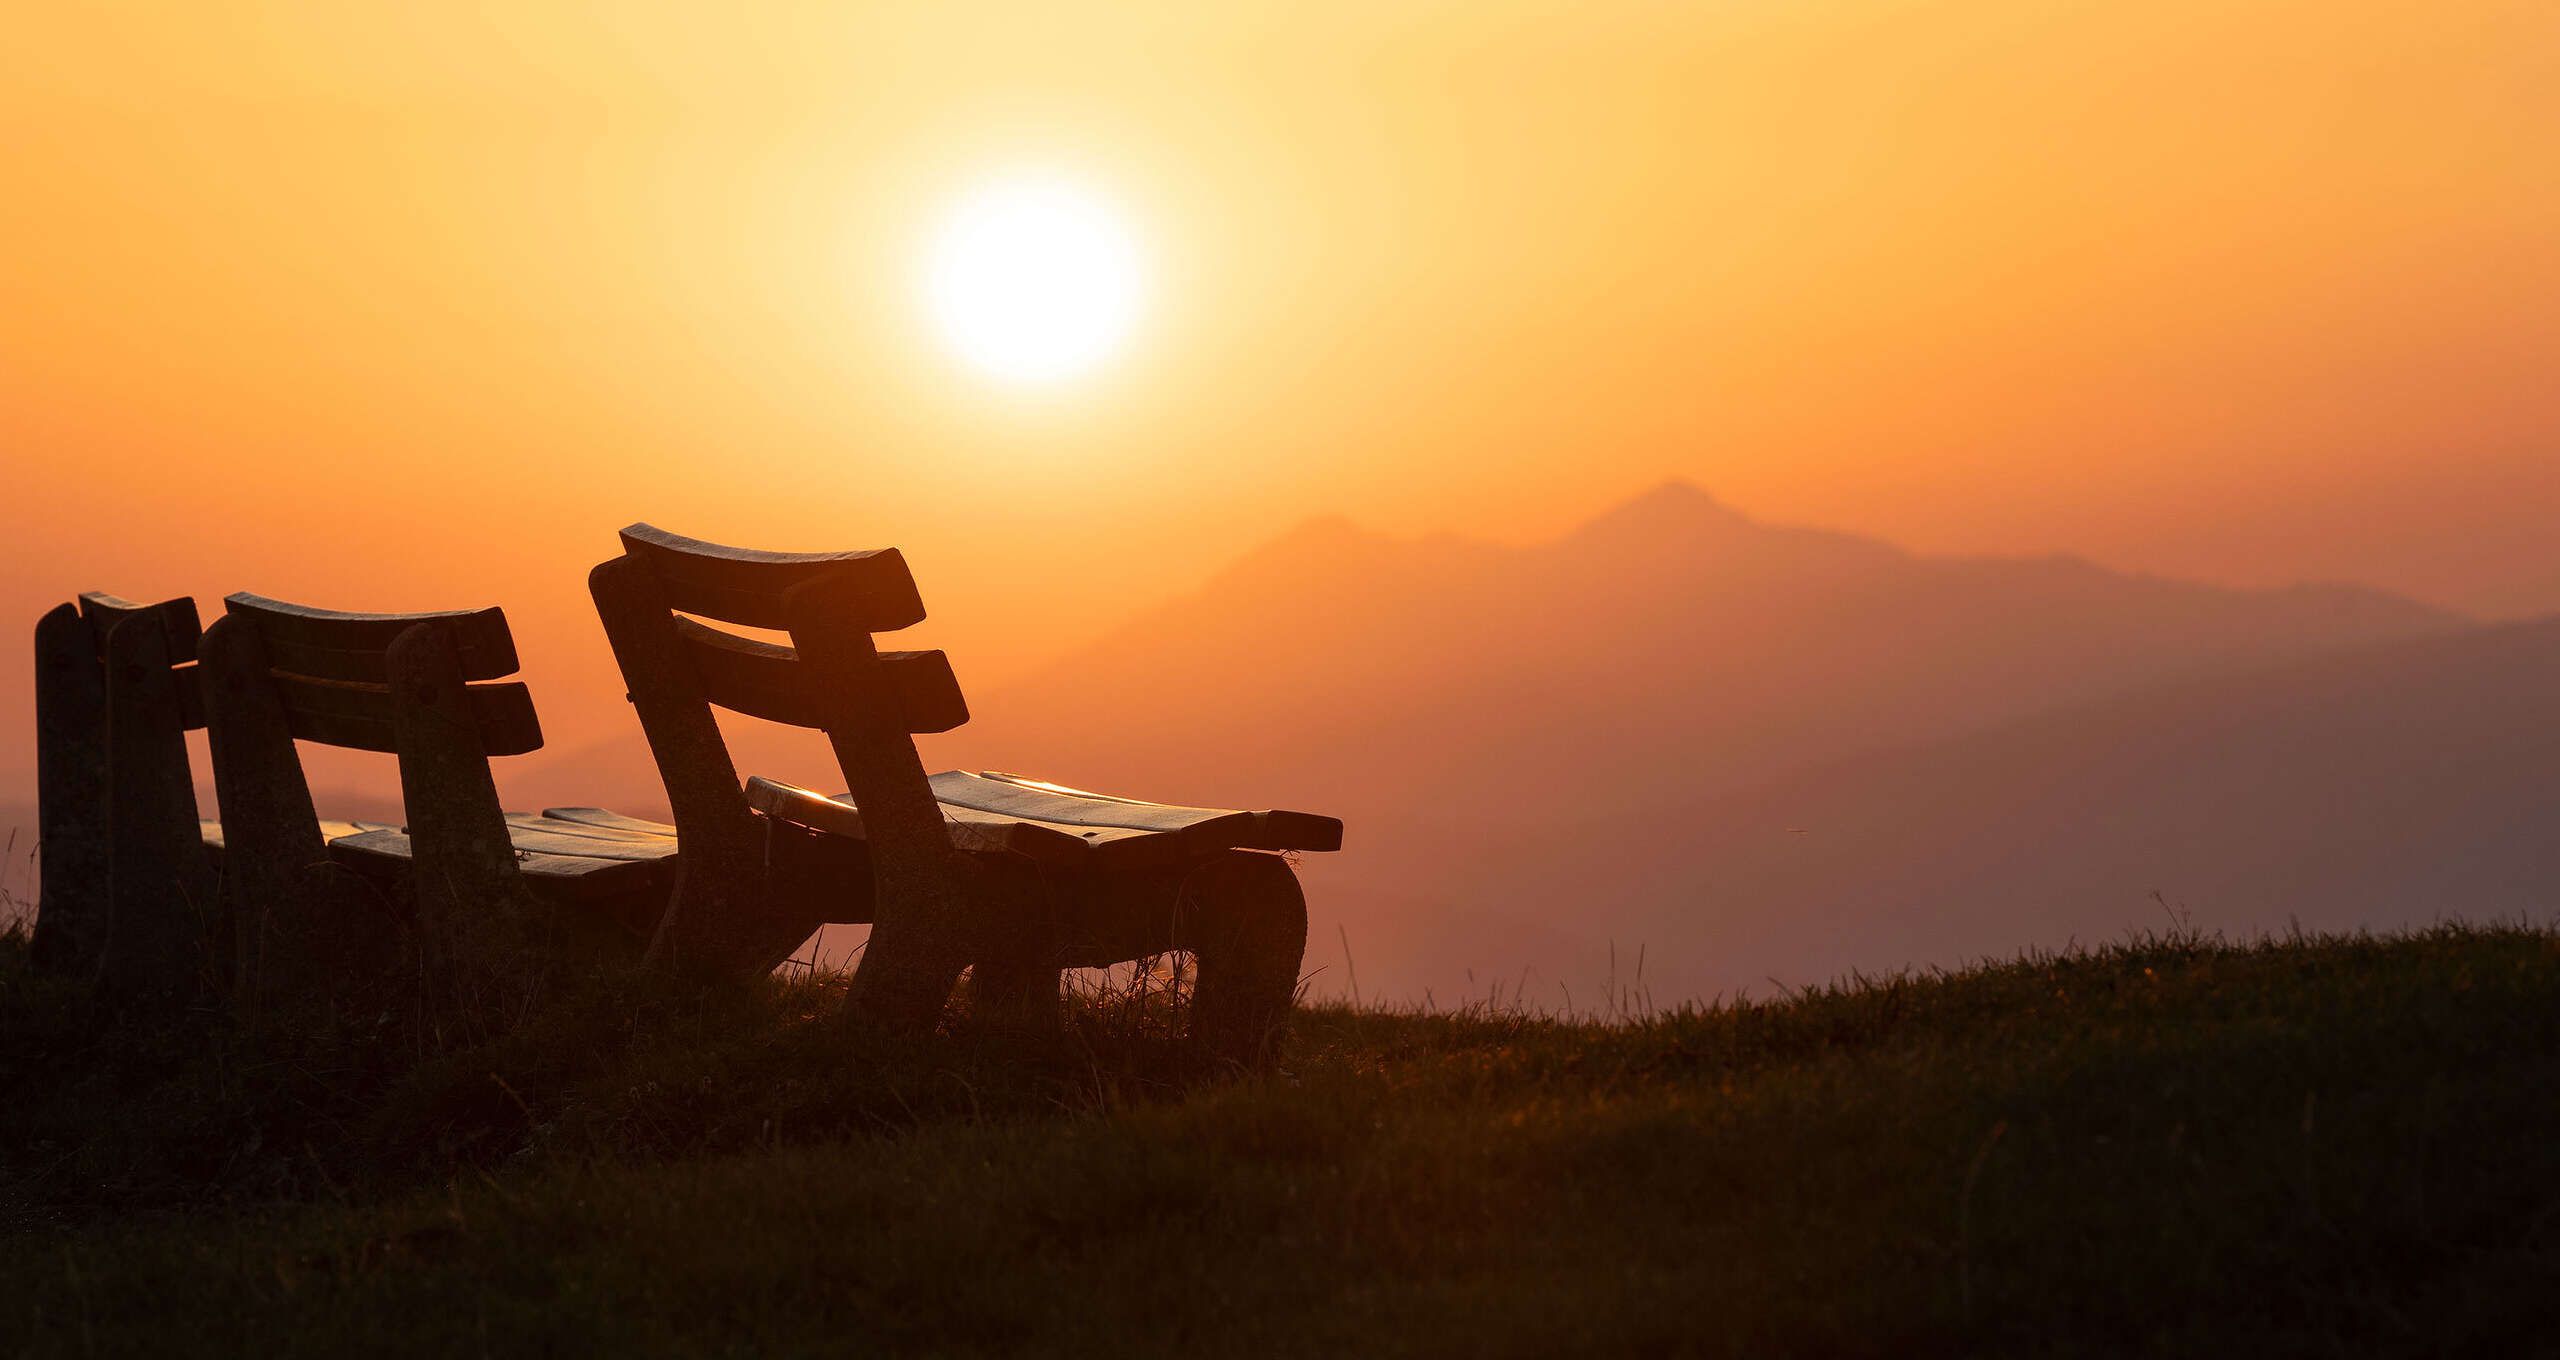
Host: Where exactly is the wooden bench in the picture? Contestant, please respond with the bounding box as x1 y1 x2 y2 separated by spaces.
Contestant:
590 523 1341 1055
195 592 679 1007
30 592 213 994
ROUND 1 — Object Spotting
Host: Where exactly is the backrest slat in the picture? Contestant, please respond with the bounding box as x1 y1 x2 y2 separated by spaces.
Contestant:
875 650 969 735
672 616 969 734
268 672 541 757
172 668 207 731
221 595 537 756
669 617 812 726
619 524 924 633
224 593 517 682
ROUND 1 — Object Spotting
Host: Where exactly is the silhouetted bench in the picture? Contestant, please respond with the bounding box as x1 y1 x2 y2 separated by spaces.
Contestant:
590 523 1340 1054
193 593 680 1007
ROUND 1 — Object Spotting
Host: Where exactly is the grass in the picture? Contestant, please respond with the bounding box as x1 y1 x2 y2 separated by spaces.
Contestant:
3 918 2558 1356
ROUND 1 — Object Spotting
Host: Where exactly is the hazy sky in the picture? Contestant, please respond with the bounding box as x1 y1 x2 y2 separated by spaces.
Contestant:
4 0 2557 793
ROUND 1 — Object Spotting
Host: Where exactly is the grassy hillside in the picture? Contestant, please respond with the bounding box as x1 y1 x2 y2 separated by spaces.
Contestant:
4 922 2557 1357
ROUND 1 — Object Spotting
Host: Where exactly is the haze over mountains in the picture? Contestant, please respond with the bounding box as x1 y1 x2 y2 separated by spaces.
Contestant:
949 481 2458 819
897 480 2542 1003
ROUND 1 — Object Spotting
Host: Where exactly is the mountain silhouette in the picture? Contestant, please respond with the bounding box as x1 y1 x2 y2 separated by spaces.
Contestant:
942 481 2460 818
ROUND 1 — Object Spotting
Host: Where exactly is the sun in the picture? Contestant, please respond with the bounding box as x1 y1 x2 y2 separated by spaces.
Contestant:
920 173 1147 385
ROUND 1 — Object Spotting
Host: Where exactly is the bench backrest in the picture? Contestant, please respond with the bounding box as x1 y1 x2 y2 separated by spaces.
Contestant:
589 524 968 971
200 592 545 974
31 593 209 984
216 593 539 756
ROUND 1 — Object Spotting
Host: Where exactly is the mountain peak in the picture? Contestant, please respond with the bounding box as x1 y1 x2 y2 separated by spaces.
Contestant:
1564 480 1758 547
1566 481 1751 540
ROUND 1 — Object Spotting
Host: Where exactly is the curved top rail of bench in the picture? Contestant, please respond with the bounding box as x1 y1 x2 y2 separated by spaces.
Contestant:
618 523 926 634
76 592 203 663
224 593 520 683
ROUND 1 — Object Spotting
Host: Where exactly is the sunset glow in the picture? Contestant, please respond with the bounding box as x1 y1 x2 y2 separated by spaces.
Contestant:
3 0 2558 1002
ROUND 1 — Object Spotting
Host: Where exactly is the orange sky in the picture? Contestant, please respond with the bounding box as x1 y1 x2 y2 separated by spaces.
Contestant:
4 0 2558 798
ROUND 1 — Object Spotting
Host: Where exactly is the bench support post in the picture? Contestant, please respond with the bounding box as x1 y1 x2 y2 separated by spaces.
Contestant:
98 617 214 1003
591 556 822 976
386 622 524 924
200 614 335 1017
30 604 110 980
786 574 984 1030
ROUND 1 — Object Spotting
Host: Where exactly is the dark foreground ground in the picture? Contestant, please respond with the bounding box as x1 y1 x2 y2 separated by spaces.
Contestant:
2 921 2556 1357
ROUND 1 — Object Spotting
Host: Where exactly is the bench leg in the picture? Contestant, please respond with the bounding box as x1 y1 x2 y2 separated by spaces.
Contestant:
1173 853 1309 1063
970 949 1064 1033
824 841 979 1033
1057 850 1310 1063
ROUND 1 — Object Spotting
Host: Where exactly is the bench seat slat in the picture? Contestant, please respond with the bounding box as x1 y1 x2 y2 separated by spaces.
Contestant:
326 828 678 905
200 818 398 851
742 773 1341 869
325 819 677 865
501 811 675 845
745 776 1095 867
496 826 682 862
929 771 1344 852
205 816 677 867
539 807 680 838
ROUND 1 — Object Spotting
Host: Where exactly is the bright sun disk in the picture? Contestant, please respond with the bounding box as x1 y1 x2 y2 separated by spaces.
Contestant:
921 174 1146 385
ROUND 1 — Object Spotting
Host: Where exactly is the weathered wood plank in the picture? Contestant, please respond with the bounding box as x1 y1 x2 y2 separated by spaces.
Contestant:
499 824 681 862
538 806 680 838
501 812 674 845
224 592 517 682
742 775 1096 867
269 672 541 757
619 523 924 633
929 771 1345 852
739 777 1262 871
197 819 394 851
672 616 967 733
327 828 675 905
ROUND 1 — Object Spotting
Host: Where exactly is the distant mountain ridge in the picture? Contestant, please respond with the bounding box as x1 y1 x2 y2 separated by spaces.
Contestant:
946 481 2462 818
